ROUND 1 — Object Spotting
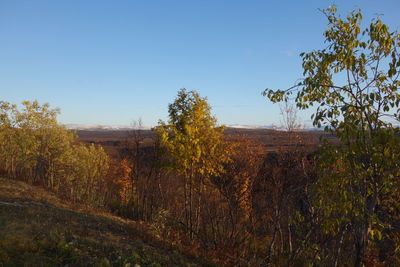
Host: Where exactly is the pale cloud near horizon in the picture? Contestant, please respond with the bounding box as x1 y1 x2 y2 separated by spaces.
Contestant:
280 49 294 57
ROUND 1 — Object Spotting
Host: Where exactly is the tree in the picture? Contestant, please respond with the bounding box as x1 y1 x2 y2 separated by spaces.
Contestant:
264 7 400 265
0 100 75 186
70 143 109 205
279 101 302 133
0 101 20 176
118 118 162 220
0 100 111 207
155 88 231 239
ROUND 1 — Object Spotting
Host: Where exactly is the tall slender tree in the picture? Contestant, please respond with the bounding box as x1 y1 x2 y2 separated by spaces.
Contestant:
155 88 230 239
264 7 400 265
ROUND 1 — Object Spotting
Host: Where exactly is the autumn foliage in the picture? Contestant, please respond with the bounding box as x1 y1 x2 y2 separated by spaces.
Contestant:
1 7 400 266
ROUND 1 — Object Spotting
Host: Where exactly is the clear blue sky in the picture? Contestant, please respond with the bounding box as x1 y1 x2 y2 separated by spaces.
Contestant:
1 0 399 127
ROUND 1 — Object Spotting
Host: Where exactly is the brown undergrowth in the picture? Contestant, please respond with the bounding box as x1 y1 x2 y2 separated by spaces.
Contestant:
0 177 217 267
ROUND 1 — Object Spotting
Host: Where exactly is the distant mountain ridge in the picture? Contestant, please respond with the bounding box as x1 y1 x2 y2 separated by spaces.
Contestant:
65 123 281 131
64 124 151 131
64 123 322 131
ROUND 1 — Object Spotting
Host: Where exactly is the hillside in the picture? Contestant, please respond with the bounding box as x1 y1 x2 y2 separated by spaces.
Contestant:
0 177 216 267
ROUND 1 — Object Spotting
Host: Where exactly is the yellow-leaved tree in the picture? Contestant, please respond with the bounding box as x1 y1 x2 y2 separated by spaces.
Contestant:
264 7 400 265
0 100 111 207
155 88 231 239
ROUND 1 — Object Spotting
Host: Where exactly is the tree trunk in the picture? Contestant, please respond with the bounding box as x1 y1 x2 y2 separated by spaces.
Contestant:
288 222 292 254
354 220 367 267
265 226 278 267
333 225 345 267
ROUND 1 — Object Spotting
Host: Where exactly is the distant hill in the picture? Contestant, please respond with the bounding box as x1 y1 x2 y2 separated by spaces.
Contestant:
65 124 146 131
64 123 323 131
0 177 216 267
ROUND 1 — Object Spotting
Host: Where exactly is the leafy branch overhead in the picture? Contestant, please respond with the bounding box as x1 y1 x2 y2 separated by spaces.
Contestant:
264 6 400 129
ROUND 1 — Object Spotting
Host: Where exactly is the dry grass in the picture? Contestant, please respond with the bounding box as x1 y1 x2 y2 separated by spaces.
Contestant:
0 177 216 267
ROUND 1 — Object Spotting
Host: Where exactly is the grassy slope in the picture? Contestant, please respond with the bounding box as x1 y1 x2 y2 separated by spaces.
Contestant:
0 177 216 267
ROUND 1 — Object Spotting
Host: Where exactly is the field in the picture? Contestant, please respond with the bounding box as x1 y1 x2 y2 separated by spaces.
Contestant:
76 128 335 158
